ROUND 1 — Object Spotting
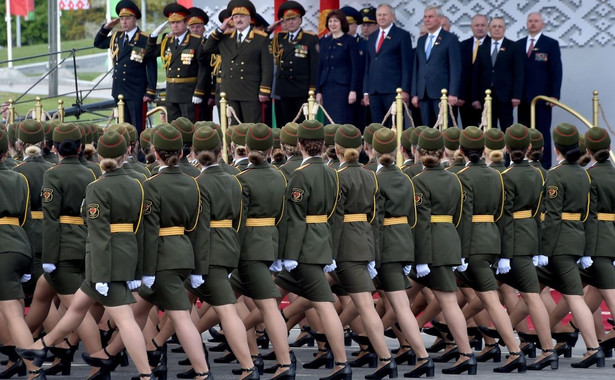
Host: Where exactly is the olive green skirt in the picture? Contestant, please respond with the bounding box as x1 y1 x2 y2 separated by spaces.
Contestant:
334 261 376 294
275 263 335 303
139 269 192 310
374 262 411 292
189 266 237 306
44 260 84 295
411 265 457 292
230 260 280 300
80 280 136 307
536 255 583 296
0 252 31 301
580 256 615 289
496 255 540 293
455 254 499 292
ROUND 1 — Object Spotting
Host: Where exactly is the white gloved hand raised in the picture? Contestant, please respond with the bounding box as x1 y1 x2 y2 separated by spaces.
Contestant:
457 258 468 272
151 21 169 38
95 282 109 296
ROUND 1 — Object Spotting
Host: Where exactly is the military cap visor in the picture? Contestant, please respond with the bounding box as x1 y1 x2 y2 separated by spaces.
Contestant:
187 7 209 26
360 7 377 23
228 0 256 18
116 0 141 19
278 1 305 20
164 3 189 22
341 6 362 25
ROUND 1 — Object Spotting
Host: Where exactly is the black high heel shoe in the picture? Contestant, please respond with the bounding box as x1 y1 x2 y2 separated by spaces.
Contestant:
517 331 540 346
194 371 212 379
270 363 296 380
570 347 605 368
432 344 459 363
599 337 615 350
478 326 501 340
319 362 352 380
394 346 416 365
289 333 314 348
138 374 153 379
213 350 236 364
519 342 536 358
426 339 446 353
82 347 117 369
476 343 501 363
256 329 270 350
238 367 260 379
209 342 229 352
551 330 578 348
29 368 47 380
47 338 78 375
208 327 226 343
99 320 116 347
0 346 26 378
264 351 296 373
86 369 111 380
262 350 277 361
493 352 526 373
430 321 453 341
344 328 352 347
554 342 571 358
441 352 477 375
526 349 558 370
403 357 434 378
303 349 333 369
176 368 197 379
16 337 50 367
365 357 397 380
349 349 377 368
232 355 264 375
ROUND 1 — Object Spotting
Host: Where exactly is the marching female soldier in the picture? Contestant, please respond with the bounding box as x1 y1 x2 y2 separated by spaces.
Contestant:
484 128 506 172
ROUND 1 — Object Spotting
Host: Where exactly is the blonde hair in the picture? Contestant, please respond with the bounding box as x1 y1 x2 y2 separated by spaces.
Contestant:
100 155 123 172
335 144 360 163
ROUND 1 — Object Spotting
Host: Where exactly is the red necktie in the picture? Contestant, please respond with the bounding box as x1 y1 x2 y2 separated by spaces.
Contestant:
376 30 385 53
527 38 535 57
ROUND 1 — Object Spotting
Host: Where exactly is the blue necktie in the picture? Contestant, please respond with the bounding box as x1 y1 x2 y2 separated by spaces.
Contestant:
425 35 435 59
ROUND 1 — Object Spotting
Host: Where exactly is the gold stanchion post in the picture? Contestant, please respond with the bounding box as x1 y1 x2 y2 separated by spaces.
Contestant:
220 92 228 163
35 96 42 121
7 99 15 125
485 89 492 130
593 90 599 128
57 99 65 122
395 88 403 168
117 95 125 123
307 90 316 121
441 89 448 129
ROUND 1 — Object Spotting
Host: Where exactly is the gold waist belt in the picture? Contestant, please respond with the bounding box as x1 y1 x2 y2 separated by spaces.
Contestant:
166 76 197 84
245 218 275 227
158 226 185 236
431 215 453 223
383 216 408 226
211 219 233 228
472 215 494 223
512 210 532 219
0 217 19 226
31 211 44 220
306 215 327 224
561 212 581 221
343 214 367 223
110 223 133 233
597 213 615 222
540 212 545 222
60 216 84 225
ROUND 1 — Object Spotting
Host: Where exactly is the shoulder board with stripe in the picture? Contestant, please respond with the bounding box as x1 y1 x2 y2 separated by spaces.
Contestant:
502 166 514 174
296 163 311 171
235 168 252 177
190 33 202 39
456 166 470 174
336 166 349 173
548 163 563 171
140 31 150 37
144 172 162 182
253 29 268 37
302 30 316 36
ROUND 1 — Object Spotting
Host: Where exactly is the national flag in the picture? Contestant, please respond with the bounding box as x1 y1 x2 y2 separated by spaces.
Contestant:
10 0 35 19
318 0 339 37
177 0 193 8
109 0 121 17
59 0 90 11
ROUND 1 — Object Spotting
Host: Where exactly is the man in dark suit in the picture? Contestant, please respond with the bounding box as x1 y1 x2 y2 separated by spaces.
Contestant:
93 0 156 134
187 7 214 122
202 0 273 124
411 6 461 127
362 4 413 125
517 12 562 168
271 1 318 126
471 17 523 131
458 14 489 128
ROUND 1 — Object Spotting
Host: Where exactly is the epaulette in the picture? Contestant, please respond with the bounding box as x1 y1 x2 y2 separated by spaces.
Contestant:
13 161 26 169
413 171 425 178
223 30 234 35
337 166 349 173
296 163 311 171
145 172 162 182
235 168 252 177
302 30 316 36
190 33 203 39
548 163 563 172
457 166 470 174
502 166 514 174
253 29 268 37
140 31 150 37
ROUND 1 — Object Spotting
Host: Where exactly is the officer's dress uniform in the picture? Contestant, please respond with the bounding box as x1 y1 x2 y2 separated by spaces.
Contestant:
80 154 103 178
232 161 286 299
94 26 156 133
496 160 544 293
275 157 339 302
278 155 302 179
445 159 466 174
146 32 208 123
81 167 144 306
139 166 200 310
411 165 463 291
374 165 416 291
126 156 151 178
0 160 32 301
456 160 504 291
189 165 242 306
42 157 96 294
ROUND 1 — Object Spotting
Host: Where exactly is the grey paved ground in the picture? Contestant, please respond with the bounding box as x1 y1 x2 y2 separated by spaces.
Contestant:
24 328 615 379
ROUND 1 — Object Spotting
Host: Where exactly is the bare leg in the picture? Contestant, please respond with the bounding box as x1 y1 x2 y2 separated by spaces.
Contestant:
312 301 347 376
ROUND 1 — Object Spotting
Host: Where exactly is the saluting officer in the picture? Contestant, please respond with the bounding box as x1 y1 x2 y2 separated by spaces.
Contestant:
146 3 209 123
272 1 319 126
94 0 156 134
187 7 214 121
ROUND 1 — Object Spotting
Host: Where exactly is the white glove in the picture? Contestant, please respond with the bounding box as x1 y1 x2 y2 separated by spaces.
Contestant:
190 274 205 288
127 280 141 290
496 258 511 275
20 274 32 282
613 260 615 267
142 275 156 288
228 272 232 278
283 260 298 272
457 258 468 272
269 259 283 272
95 282 109 296
532 255 549 267
577 256 593 270
42 263 56 273
151 21 168 37
403 265 412 276
323 259 337 273
192 96 203 104
367 261 378 279
416 264 430 278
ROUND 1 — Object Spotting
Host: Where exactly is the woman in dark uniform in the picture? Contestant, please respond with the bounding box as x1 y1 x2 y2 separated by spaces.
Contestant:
274 120 350 380
17 131 153 379
537 123 603 368
454 126 524 373
231 123 294 380
278 123 302 178
484 128 506 172
316 10 360 124
370 128 432 378
408 128 476 375
0 128 41 379
330 124 396 379
136 125 212 379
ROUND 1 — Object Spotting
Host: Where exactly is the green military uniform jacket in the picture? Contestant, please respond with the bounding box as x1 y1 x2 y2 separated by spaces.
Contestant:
530 160 547 179
404 163 423 178
195 165 242 274
374 165 416 265
489 161 507 173
400 159 414 172
542 161 591 256
278 155 303 179
80 156 102 178
219 158 240 175
43 151 59 164
13 156 53 255
272 29 319 96
146 32 208 102
124 166 148 183
412 166 463 266
498 160 544 258
284 157 339 264
0 162 31 257
236 161 286 262
84 168 144 282
331 162 377 261
326 157 340 170
142 166 200 275
233 157 249 172
146 162 159 175
179 156 200 177
363 157 378 172
272 158 286 168
126 156 151 177
203 26 273 101
584 161 615 257
445 159 466 174
5 156 19 169
42 157 96 264
456 160 504 257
